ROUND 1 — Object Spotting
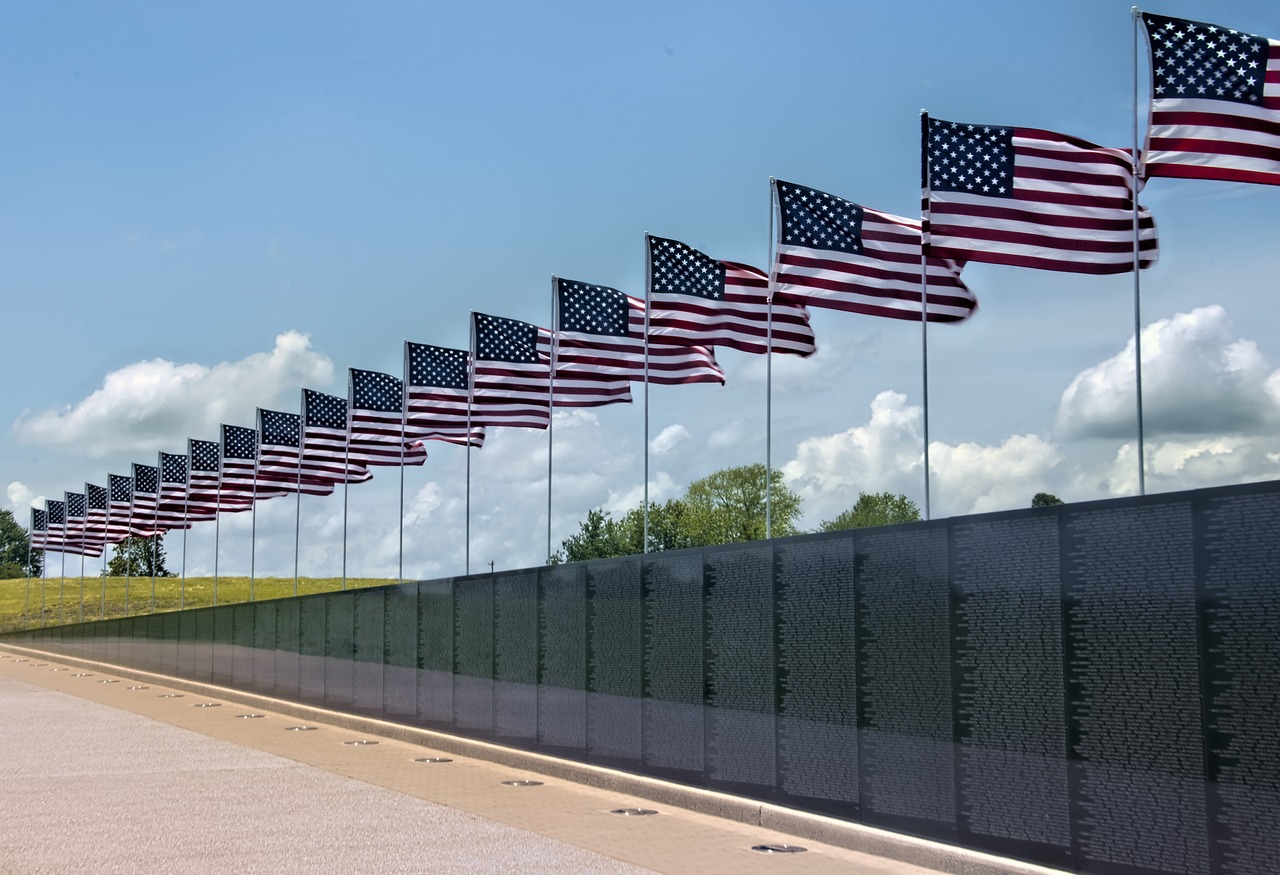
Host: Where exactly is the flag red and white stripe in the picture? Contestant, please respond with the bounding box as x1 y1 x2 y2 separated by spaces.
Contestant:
65 490 103 557
219 424 290 508
105 474 135 543
156 452 195 528
405 343 486 448
129 463 169 536
43 500 70 553
471 312 632 430
924 118 1158 274
258 408 338 495
772 179 976 322
300 389 374 484
646 237 816 356
1141 12 1280 187
185 439 226 518
84 483 109 551
29 507 48 553
553 279 725 385
347 370 428 467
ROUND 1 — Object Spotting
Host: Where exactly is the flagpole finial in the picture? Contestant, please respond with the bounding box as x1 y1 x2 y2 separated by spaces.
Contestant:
1131 7 1141 16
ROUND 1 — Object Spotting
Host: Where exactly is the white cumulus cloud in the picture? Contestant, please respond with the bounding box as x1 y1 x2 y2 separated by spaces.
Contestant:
12 331 334 457
6 482 38 516
1091 437 1280 498
1056 305 1280 440
783 390 1063 524
929 434 1062 514
650 424 690 454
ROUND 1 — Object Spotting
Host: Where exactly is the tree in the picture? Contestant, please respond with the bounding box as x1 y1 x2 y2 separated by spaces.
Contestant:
1031 492 1065 507
553 499 700 563
819 491 921 532
552 463 805 561
106 536 173 577
0 509 42 578
555 508 632 563
683 463 802 544
618 498 700 553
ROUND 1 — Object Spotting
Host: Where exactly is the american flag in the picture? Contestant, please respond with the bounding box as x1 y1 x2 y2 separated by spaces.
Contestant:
554 279 726 384
30 507 48 552
186 439 224 517
64 492 86 554
405 343 486 448
45 499 68 553
258 408 338 495
220 424 289 508
157 452 199 527
348 369 429 467
85 483 109 551
130 463 167 537
63 491 101 557
1141 13 1280 186
924 117 1159 274
301 389 374 484
646 237 816 357
471 312 633 430
106 474 134 543
772 179 977 322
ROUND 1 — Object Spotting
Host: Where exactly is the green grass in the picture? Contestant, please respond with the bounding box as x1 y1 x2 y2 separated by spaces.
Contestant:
0 575 396 635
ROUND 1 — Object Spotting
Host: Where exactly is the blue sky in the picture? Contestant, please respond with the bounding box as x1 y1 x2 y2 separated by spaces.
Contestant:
4 0 1279 577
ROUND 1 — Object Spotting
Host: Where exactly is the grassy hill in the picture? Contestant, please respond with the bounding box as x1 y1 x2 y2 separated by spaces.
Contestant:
0 575 396 635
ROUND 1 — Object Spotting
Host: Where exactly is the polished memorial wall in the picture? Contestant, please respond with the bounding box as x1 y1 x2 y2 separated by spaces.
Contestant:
8 479 1280 875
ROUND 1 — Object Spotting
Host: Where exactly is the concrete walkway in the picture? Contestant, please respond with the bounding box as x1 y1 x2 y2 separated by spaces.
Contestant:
0 646 1059 875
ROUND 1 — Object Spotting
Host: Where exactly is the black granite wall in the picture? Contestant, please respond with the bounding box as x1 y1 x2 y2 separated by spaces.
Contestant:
11 479 1280 875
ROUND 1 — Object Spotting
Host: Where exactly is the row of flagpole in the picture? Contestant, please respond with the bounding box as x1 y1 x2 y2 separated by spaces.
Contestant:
16 9 1279 616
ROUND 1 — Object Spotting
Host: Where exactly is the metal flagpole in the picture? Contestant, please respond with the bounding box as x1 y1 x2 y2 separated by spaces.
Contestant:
40 543 46 629
250 422 259 602
214 437 223 606
1131 7 1147 496
399 348 408 585
181 450 190 610
99 497 107 618
147 473 158 613
59 548 65 625
341 465 350 590
150 533 157 613
466 316 476 575
643 236 652 553
765 180 775 539
24 516 32 630
548 279 558 563
394 353 404 583
920 110 934 520
124 492 133 615
343 372 353 590
78 518 85 623
294 391 303 597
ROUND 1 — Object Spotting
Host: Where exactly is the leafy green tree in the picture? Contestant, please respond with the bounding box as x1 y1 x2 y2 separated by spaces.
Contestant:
682 463 802 544
618 498 700 553
553 463 804 561
106 536 173 577
0 509 42 578
819 491 921 531
1031 492 1065 507
556 508 632 563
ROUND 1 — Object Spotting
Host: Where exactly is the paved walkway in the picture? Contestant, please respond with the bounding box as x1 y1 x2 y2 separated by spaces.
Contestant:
0 646 1058 875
